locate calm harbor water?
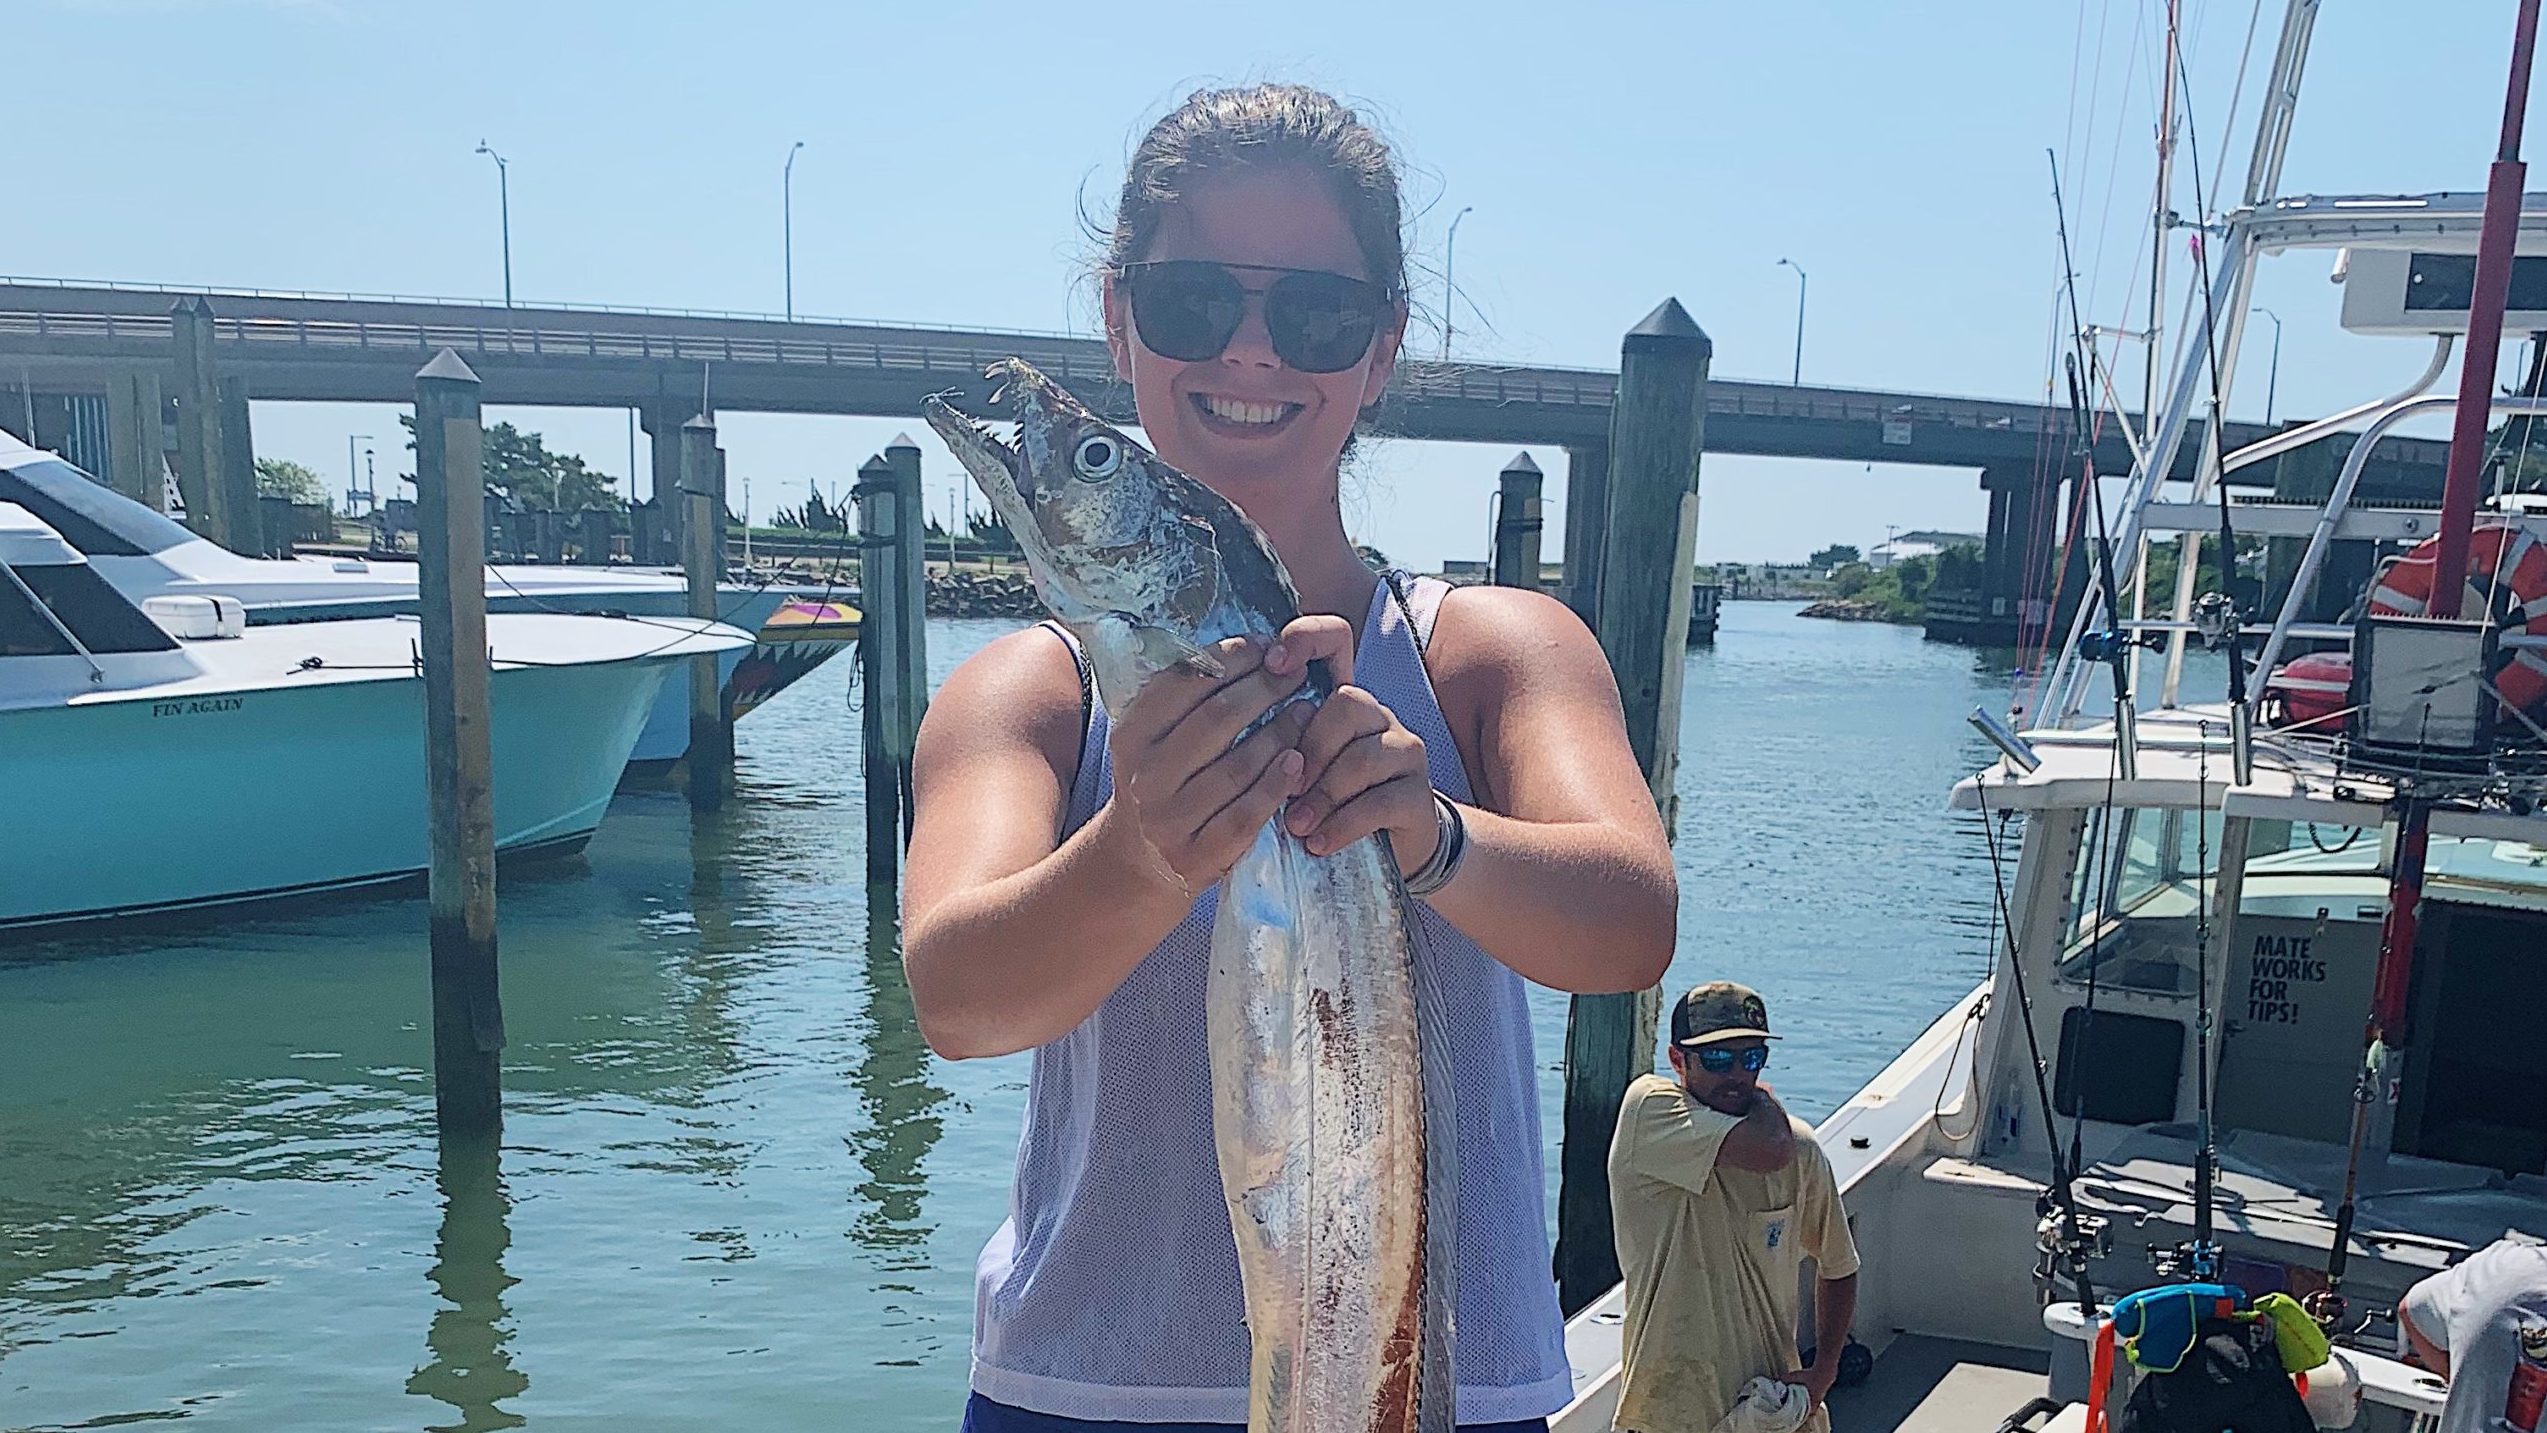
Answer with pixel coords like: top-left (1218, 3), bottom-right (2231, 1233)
top-left (2, 600), bottom-right (2016, 1432)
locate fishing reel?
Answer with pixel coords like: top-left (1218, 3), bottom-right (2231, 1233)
top-left (2148, 1238), bottom-right (2223, 1284)
top-left (2079, 629), bottom-right (2166, 664)
top-left (2033, 1202), bottom-right (2113, 1295)
top-left (2193, 592), bottom-right (2241, 651)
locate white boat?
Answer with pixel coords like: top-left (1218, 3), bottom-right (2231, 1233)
top-left (0, 499), bottom-right (751, 932)
top-left (0, 431), bottom-right (860, 770)
top-left (1557, 8), bottom-right (2547, 1431)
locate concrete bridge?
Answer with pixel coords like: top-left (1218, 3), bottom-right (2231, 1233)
top-left (0, 279), bottom-right (2451, 640)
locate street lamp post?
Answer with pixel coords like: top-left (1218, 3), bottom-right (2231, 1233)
top-left (348, 433), bottom-right (373, 515)
top-left (1776, 257), bottom-right (1808, 385)
top-left (784, 140), bottom-right (806, 321)
top-left (473, 141), bottom-right (512, 308)
top-left (1443, 205), bottom-right (1473, 360)
top-left (2251, 306), bottom-right (2283, 425)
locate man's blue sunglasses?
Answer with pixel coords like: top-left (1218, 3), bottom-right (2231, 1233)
top-left (1694, 1046), bottom-right (1770, 1074)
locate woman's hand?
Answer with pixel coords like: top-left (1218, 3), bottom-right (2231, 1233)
top-left (1105, 635), bottom-right (1314, 892)
top-left (1267, 614), bottom-right (1441, 874)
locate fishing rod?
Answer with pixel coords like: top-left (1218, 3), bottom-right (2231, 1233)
top-left (2166, 28), bottom-right (2267, 1280)
top-left (2316, 0), bottom-right (2545, 1327)
top-left (1970, 773), bottom-right (2104, 1316)
top-left (2051, 149), bottom-right (2144, 782)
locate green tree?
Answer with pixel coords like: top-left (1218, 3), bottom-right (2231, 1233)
top-left (255, 458), bottom-right (328, 504)
top-left (398, 416), bottom-right (625, 511)
top-left (1810, 543), bottom-right (1861, 569)
top-left (1830, 561), bottom-right (1875, 598)
top-left (968, 508), bottom-right (1019, 553)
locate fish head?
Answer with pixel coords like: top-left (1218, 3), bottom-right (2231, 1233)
top-left (925, 360), bottom-right (1301, 701)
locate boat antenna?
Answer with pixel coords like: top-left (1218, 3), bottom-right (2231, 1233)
top-left (2050, 149), bottom-right (2142, 779)
top-left (2314, 0), bottom-right (2545, 1330)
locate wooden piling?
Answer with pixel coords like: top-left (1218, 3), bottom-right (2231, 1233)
top-left (681, 414), bottom-right (731, 809)
top-left (1554, 298), bottom-right (1712, 1317)
top-left (414, 348), bottom-right (504, 1138)
top-left (104, 370), bottom-right (165, 509)
top-left (1561, 442), bottom-right (1611, 624)
top-left (1493, 451), bottom-right (1546, 590)
top-left (219, 376), bottom-right (264, 556)
top-left (883, 433), bottom-right (931, 804)
top-left (854, 454), bottom-right (903, 885)
top-left (169, 297), bottom-right (229, 547)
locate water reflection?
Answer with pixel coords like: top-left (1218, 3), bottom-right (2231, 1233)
top-left (847, 893), bottom-right (950, 1265)
top-left (407, 1130), bottom-right (525, 1432)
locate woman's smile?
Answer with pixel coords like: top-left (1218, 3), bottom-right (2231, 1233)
top-left (1188, 391), bottom-right (1306, 437)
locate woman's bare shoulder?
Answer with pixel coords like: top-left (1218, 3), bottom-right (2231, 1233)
top-left (1425, 583), bottom-right (1608, 688)
top-left (915, 625), bottom-right (1088, 780)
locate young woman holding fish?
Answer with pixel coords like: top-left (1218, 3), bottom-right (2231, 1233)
top-left (904, 84), bottom-right (1677, 1433)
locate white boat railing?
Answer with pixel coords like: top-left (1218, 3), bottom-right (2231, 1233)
top-left (2242, 393), bottom-right (2547, 705)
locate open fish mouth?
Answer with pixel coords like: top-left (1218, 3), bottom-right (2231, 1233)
top-left (920, 366), bottom-right (1028, 499)
top-left (920, 358), bottom-right (1105, 509)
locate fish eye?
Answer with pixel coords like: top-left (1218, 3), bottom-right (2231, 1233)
top-left (1072, 434), bottom-right (1122, 481)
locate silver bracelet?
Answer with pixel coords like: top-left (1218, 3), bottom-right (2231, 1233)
top-left (1402, 790), bottom-right (1467, 897)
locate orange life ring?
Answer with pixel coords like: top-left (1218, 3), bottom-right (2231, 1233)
top-left (2366, 521), bottom-right (2547, 714)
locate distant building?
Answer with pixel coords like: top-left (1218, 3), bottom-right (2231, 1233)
top-left (1868, 529), bottom-right (1983, 568)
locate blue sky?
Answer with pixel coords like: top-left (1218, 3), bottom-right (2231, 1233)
top-left (10, 0), bottom-right (2535, 565)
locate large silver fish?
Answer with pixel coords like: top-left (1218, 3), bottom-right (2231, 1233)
top-left (925, 360), bottom-right (1455, 1433)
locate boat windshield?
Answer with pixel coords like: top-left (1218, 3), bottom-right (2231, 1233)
top-left (2058, 807), bottom-right (2223, 995)
top-left (0, 455), bottom-right (198, 558)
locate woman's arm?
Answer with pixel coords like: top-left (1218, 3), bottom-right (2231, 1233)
top-left (901, 629), bottom-right (1312, 1059)
top-left (1279, 585), bottom-right (1677, 994)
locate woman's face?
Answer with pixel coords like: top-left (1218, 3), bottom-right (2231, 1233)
top-left (1104, 167), bottom-right (1404, 511)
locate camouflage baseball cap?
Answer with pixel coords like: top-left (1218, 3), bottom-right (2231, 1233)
top-left (1670, 980), bottom-right (1777, 1049)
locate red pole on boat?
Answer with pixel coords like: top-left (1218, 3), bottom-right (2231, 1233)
top-left (2427, 0), bottom-right (2541, 616)
top-left (2319, 8), bottom-right (2546, 1325)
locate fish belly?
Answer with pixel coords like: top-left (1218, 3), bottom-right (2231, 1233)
top-left (1209, 820), bottom-right (1429, 1433)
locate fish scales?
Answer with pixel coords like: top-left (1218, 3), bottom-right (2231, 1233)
top-left (924, 360), bottom-right (1452, 1433)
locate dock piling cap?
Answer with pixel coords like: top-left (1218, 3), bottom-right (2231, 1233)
top-left (1624, 298), bottom-right (1711, 357)
top-left (416, 348), bottom-right (481, 385)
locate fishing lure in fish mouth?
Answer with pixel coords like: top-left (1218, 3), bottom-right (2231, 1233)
top-left (925, 360), bottom-right (1459, 1433)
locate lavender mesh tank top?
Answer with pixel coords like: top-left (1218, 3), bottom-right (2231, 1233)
top-left (968, 574), bottom-right (1574, 1424)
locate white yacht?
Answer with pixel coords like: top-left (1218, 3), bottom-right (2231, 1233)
top-left (1557, 8), bottom-right (2547, 1432)
top-left (0, 431), bottom-right (859, 771)
top-left (0, 500), bottom-right (751, 932)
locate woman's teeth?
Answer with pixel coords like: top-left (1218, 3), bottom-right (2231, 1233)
top-left (1197, 395), bottom-right (1296, 427)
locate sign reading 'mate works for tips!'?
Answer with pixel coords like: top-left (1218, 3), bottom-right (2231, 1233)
top-left (2246, 933), bottom-right (2330, 1027)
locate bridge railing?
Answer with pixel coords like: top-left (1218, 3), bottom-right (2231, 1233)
top-left (0, 306), bottom-right (2156, 451)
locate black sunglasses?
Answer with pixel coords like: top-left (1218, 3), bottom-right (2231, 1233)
top-left (1116, 260), bottom-right (1396, 375)
top-left (1695, 1046), bottom-right (1770, 1075)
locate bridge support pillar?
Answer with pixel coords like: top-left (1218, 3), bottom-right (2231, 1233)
top-left (1560, 441), bottom-right (1610, 625)
top-left (639, 399), bottom-right (692, 563)
top-left (105, 370), bottom-right (167, 509)
top-left (1931, 463), bottom-right (2059, 647)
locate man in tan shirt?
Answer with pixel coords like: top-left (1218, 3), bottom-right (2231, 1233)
top-left (1608, 981), bottom-right (1861, 1433)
